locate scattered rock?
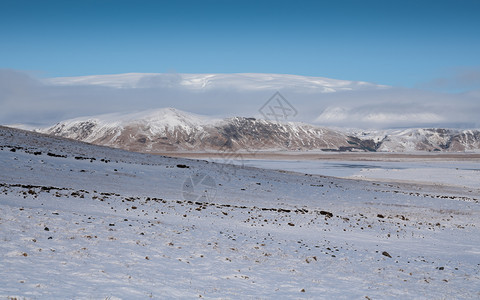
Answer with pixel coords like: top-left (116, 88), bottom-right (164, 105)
top-left (47, 152), bottom-right (67, 158)
top-left (320, 211), bottom-right (333, 218)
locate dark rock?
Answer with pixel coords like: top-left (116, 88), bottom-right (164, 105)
top-left (320, 211), bottom-right (333, 218)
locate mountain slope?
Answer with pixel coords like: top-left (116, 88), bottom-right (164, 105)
top-left (41, 108), bottom-right (219, 152)
top-left (357, 128), bottom-right (480, 152)
top-left (378, 128), bottom-right (480, 152)
top-left (39, 108), bottom-right (480, 153)
top-left (40, 108), bottom-right (368, 152)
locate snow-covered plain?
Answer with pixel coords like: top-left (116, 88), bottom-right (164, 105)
top-left (1, 126), bottom-right (479, 299)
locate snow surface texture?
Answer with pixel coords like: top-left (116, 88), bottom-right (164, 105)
top-left (1, 126), bottom-right (479, 299)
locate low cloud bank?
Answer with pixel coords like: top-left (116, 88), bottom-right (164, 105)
top-left (1, 69), bottom-right (479, 129)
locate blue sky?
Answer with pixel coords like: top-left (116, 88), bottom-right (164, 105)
top-left (1, 0), bottom-right (479, 90)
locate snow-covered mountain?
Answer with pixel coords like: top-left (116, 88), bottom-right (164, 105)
top-left (40, 108), bottom-right (218, 152)
top-left (356, 128), bottom-right (480, 152)
top-left (39, 108), bottom-right (372, 152)
top-left (39, 108), bottom-right (480, 153)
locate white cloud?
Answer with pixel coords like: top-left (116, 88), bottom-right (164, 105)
top-left (417, 66), bottom-right (480, 91)
top-left (0, 69), bottom-right (479, 129)
top-left (315, 106), bottom-right (445, 128)
top-left (314, 107), bottom-right (349, 122)
top-left (364, 112), bottom-right (443, 123)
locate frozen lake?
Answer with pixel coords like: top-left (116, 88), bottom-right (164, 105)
top-left (211, 158), bottom-right (480, 190)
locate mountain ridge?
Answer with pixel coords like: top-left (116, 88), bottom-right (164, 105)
top-left (37, 108), bottom-right (480, 153)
